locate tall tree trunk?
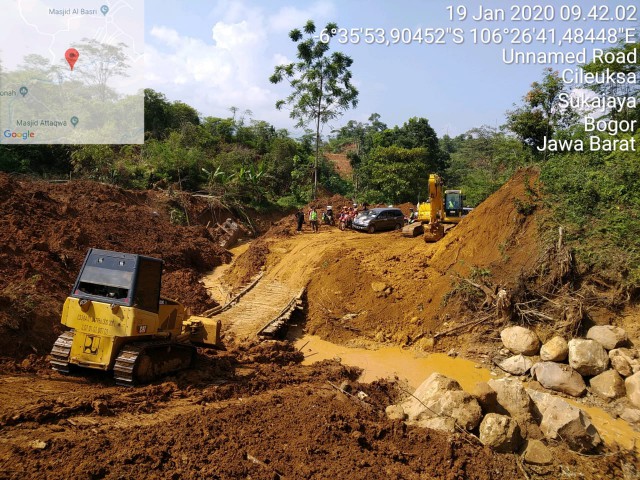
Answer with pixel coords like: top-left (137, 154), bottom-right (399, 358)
top-left (314, 115), bottom-right (320, 199)
top-left (314, 76), bottom-right (323, 200)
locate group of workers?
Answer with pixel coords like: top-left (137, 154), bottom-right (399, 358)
top-left (295, 204), bottom-right (367, 233)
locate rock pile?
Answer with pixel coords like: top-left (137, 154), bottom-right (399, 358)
top-left (498, 325), bottom-right (640, 410)
top-left (385, 323), bottom-right (639, 458)
top-left (385, 371), bottom-right (599, 457)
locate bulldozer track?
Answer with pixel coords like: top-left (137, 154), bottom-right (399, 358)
top-left (113, 340), bottom-right (195, 386)
top-left (49, 330), bottom-right (75, 373)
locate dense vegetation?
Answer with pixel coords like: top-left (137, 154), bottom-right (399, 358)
top-left (1, 34), bottom-right (638, 292)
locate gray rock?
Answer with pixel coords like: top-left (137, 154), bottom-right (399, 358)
top-left (433, 390), bottom-right (483, 430)
top-left (385, 404), bottom-right (406, 420)
top-left (488, 378), bottom-right (537, 437)
top-left (527, 389), bottom-right (602, 453)
top-left (479, 413), bottom-right (522, 453)
top-left (589, 370), bottom-right (626, 401)
top-left (568, 339), bottom-right (609, 377)
top-left (587, 325), bottom-right (628, 350)
top-left (625, 372), bottom-right (640, 409)
top-left (531, 361), bottom-right (587, 397)
top-left (401, 373), bottom-right (482, 430)
top-left (540, 336), bottom-right (568, 362)
top-left (522, 439), bottom-right (553, 466)
top-left (401, 373), bottom-right (461, 421)
top-left (501, 326), bottom-right (541, 355)
top-left (417, 416), bottom-right (456, 433)
top-left (620, 408), bottom-right (640, 425)
top-left (499, 354), bottom-right (533, 376)
top-left (609, 348), bottom-right (640, 377)
top-left (473, 381), bottom-right (500, 414)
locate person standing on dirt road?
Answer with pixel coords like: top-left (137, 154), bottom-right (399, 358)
top-left (295, 209), bottom-right (305, 233)
top-left (310, 208), bottom-right (319, 233)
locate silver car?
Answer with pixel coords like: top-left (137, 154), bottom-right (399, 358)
top-left (352, 207), bottom-right (404, 233)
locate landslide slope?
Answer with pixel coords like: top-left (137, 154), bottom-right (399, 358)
top-left (0, 174), bottom-right (229, 361)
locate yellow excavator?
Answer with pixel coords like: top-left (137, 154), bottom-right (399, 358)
top-left (50, 248), bottom-right (222, 385)
top-left (402, 174), bottom-right (468, 242)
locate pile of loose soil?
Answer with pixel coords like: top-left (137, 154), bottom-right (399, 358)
top-left (0, 174), bottom-right (231, 361)
top-left (303, 168), bottom-right (544, 355)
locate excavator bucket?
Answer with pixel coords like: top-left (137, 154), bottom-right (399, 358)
top-left (424, 223), bottom-right (444, 243)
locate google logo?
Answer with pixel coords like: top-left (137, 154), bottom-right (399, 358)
top-left (3, 130), bottom-right (35, 140)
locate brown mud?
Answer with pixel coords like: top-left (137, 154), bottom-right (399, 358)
top-left (0, 170), bottom-right (638, 479)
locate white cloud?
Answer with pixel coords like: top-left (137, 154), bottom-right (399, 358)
top-left (149, 26), bottom-right (182, 48)
top-left (144, 1), bottom-right (336, 130)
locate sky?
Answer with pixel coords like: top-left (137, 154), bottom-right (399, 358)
top-left (144, 0), bottom-right (637, 137)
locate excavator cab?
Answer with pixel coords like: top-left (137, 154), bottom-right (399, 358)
top-left (444, 190), bottom-right (464, 223)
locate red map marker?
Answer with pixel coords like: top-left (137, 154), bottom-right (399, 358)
top-left (65, 48), bottom-right (79, 71)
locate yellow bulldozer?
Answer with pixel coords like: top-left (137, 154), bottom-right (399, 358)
top-left (402, 174), bottom-right (469, 242)
top-left (50, 248), bottom-right (222, 385)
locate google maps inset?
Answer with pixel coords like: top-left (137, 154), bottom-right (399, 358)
top-left (0, 0), bottom-right (145, 144)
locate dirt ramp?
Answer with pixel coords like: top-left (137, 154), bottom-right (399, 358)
top-left (0, 174), bottom-right (229, 362)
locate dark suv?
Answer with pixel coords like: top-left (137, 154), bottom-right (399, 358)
top-left (352, 207), bottom-right (404, 233)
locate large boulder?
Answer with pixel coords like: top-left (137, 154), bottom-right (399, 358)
top-left (401, 373), bottom-right (461, 421)
top-left (433, 390), bottom-right (483, 430)
top-left (417, 416), bottom-right (456, 433)
top-left (488, 378), bottom-right (538, 437)
top-left (540, 336), bottom-right (568, 362)
top-left (498, 354), bottom-right (533, 376)
top-left (479, 414), bottom-right (522, 453)
top-left (589, 370), bottom-right (626, 401)
top-left (620, 408), bottom-right (640, 425)
top-left (625, 372), bottom-right (640, 409)
top-left (473, 382), bottom-right (500, 414)
top-left (609, 348), bottom-right (640, 377)
top-left (531, 361), bottom-right (587, 397)
top-left (401, 373), bottom-right (483, 430)
top-left (586, 325), bottom-right (628, 350)
top-left (527, 389), bottom-right (602, 453)
top-left (501, 326), bottom-right (541, 355)
top-left (568, 339), bottom-right (609, 377)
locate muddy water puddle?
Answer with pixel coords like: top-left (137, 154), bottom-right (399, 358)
top-left (294, 335), bottom-right (640, 450)
top-left (295, 335), bottom-right (492, 392)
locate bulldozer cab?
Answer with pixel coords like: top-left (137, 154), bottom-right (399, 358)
top-left (72, 249), bottom-right (163, 313)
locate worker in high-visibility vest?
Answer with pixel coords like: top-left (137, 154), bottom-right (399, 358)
top-left (309, 208), bottom-right (319, 233)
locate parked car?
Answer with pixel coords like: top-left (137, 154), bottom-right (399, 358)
top-left (352, 207), bottom-right (404, 233)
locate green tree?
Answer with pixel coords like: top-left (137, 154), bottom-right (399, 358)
top-left (360, 146), bottom-right (435, 204)
top-left (581, 40), bottom-right (639, 123)
top-left (270, 20), bottom-right (358, 198)
top-left (74, 38), bottom-right (130, 101)
top-left (446, 126), bottom-right (528, 205)
top-left (505, 68), bottom-right (572, 156)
